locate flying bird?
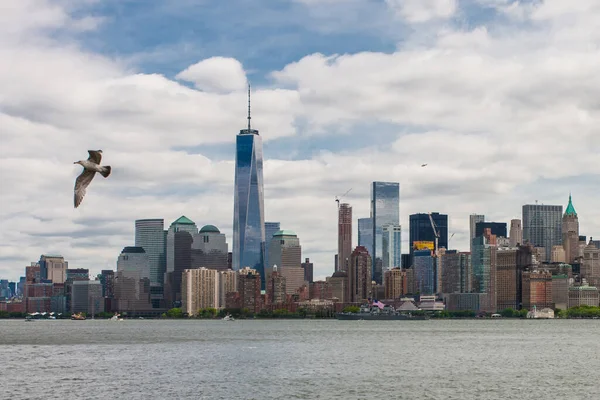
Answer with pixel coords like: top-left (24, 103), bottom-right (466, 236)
top-left (421, 164), bottom-right (428, 167)
top-left (73, 150), bottom-right (111, 208)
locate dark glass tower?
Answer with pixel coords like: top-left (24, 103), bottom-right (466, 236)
top-left (409, 213), bottom-right (448, 254)
top-left (233, 85), bottom-right (266, 288)
top-left (370, 182), bottom-right (400, 284)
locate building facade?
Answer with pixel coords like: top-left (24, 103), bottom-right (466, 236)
top-left (522, 204), bottom-right (563, 262)
top-left (192, 225), bottom-right (229, 271)
top-left (382, 224), bottom-right (402, 274)
top-left (522, 270), bottom-right (553, 310)
top-left (337, 203), bottom-right (353, 272)
top-left (371, 182), bottom-right (400, 284)
top-left (562, 194), bottom-right (579, 264)
top-left (509, 219), bottom-right (523, 247)
top-left (358, 217), bottom-right (374, 259)
top-left (181, 268), bottom-right (219, 315)
top-left (348, 246), bottom-right (372, 303)
top-left (413, 250), bottom-right (435, 295)
top-left (264, 222), bottom-right (281, 273)
top-left (135, 219), bottom-right (166, 287)
top-left (232, 106), bottom-right (266, 287)
top-left (409, 213), bottom-right (449, 254)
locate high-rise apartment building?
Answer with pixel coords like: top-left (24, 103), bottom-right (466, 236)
top-left (384, 268), bottom-right (406, 299)
top-left (370, 182), bottom-right (400, 284)
top-left (219, 270), bottom-right (237, 308)
top-left (266, 266), bottom-right (287, 305)
top-left (509, 219), bottom-right (523, 247)
top-left (181, 268), bottom-right (219, 315)
top-left (496, 248), bottom-right (518, 311)
top-left (348, 246), bottom-right (372, 303)
top-left (301, 258), bottom-right (314, 283)
top-left (337, 203), bottom-right (352, 272)
top-left (472, 229), bottom-right (497, 313)
top-left (233, 88), bottom-right (266, 288)
top-left (358, 217), bottom-right (374, 259)
top-left (522, 203), bottom-right (563, 262)
top-left (562, 194), bottom-right (579, 264)
top-left (237, 267), bottom-right (262, 313)
top-left (382, 224), bottom-right (402, 274)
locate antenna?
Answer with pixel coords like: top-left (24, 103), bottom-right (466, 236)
top-left (247, 83), bottom-right (251, 131)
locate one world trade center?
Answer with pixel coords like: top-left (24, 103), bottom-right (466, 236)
top-left (233, 85), bottom-right (266, 288)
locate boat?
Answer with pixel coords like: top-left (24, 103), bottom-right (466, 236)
top-left (336, 312), bottom-right (429, 321)
top-left (71, 312), bottom-right (86, 320)
top-left (222, 314), bottom-right (235, 321)
top-left (110, 313), bottom-right (124, 321)
top-left (336, 303), bottom-right (429, 321)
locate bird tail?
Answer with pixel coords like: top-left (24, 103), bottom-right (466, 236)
top-left (100, 166), bottom-right (111, 178)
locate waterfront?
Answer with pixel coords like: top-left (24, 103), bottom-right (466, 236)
top-left (1, 320), bottom-right (599, 400)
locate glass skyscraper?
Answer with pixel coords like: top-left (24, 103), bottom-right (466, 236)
top-left (233, 90), bottom-right (266, 288)
top-left (522, 204), bottom-right (563, 262)
top-left (409, 212), bottom-right (448, 253)
top-left (358, 217), bottom-right (373, 258)
top-left (264, 222), bottom-right (280, 275)
top-left (382, 224), bottom-right (402, 273)
top-left (370, 182), bottom-right (400, 283)
top-left (135, 219), bottom-right (166, 286)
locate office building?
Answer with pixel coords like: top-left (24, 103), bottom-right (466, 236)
top-left (382, 224), bottom-right (402, 274)
top-left (475, 222), bottom-right (507, 239)
top-left (358, 217), bottom-right (374, 259)
top-left (470, 214), bottom-right (485, 252)
top-left (39, 255), bottom-right (68, 283)
top-left (409, 213), bottom-right (448, 253)
top-left (135, 219), bottom-right (166, 286)
top-left (472, 229), bottom-right (497, 313)
top-left (371, 182), bottom-right (400, 284)
top-left (233, 88), bottom-right (266, 287)
top-left (384, 268), bottom-right (406, 299)
top-left (522, 203), bottom-right (562, 262)
top-left (413, 249), bottom-right (435, 295)
top-left (264, 222), bottom-right (280, 273)
top-left (496, 248), bottom-right (518, 311)
top-left (302, 258), bottom-right (314, 283)
top-left (192, 225), bottom-right (229, 271)
top-left (71, 280), bottom-right (104, 315)
top-left (115, 246), bottom-right (152, 312)
top-left (509, 219), bottom-right (523, 247)
top-left (522, 270), bottom-right (553, 310)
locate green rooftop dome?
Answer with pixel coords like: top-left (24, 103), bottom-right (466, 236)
top-left (273, 229), bottom-right (297, 237)
top-left (199, 224), bottom-right (220, 234)
top-left (564, 194), bottom-right (577, 216)
top-left (173, 215), bottom-right (195, 225)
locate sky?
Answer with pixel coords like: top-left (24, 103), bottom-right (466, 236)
top-left (0, 0), bottom-right (599, 282)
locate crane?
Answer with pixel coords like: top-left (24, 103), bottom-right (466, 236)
top-left (335, 188), bottom-right (352, 208)
top-left (428, 213), bottom-right (440, 257)
top-left (448, 232), bottom-right (455, 249)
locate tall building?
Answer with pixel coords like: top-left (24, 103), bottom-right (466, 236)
top-left (382, 224), bottom-right (402, 274)
top-left (264, 222), bottom-right (280, 273)
top-left (496, 248), bottom-right (518, 311)
top-left (233, 87), bottom-right (266, 288)
top-left (413, 249), bottom-right (435, 295)
top-left (522, 203), bottom-right (563, 262)
top-left (192, 225), bottom-right (229, 271)
top-left (337, 203), bottom-right (353, 272)
top-left (581, 240), bottom-right (600, 287)
top-left (71, 281), bottom-right (104, 315)
top-left (348, 246), bottom-right (372, 303)
top-left (522, 270), bottom-right (553, 310)
top-left (440, 250), bottom-right (461, 294)
top-left (219, 270), bottom-right (237, 308)
top-left (165, 216), bottom-right (197, 307)
top-left (371, 182), bottom-right (400, 284)
top-left (301, 258), bottom-right (314, 283)
top-left (562, 194), bottom-right (579, 264)
top-left (267, 230), bottom-right (305, 294)
top-left (358, 217), bottom-right (374, 258)
top-left (181, 268), bottom-right (219, 315)
top-left (472, 229), bottom-right (497, 313)
top-left (237, 267), bottom-right (262, 313)
top-left (384, 268), bottom-right (406, 299)
top-left (115, 246), bottom-right (152, 312)
top-left (470, 214), bottom-right (485, 252)
top-left (135, 219), bottom-right (166, 287)
top-left (410, 213), bottom-right (448, 253)
top-left (266, 266), bottom-right (287, 306)
top-left (39, 255), bottom-right (68, 282)
top-left (509, 219), bottom-right (523, 246)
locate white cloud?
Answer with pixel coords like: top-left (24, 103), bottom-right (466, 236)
top-left (386, 0), bottom-right (457, 23)
top-left (175, 57), bottom-right (248, 93)
top-left (0, 0), bottom-right (599, 283)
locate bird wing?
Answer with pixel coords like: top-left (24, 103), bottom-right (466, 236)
top-left (74, 169), bottom-right (96, 208)
top-left (87, 150), bottom-right (102, 164)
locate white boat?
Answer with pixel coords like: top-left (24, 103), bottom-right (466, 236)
top-left (222, 314), bottom-right (235, 321)
top-left (110, 313), bottom-right (124, 321)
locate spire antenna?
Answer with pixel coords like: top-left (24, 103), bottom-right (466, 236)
top-left (247, 83), bottom-right (251, 131)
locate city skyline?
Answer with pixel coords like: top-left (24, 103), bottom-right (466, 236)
top-left (1, 1), bottom-right (599, 282)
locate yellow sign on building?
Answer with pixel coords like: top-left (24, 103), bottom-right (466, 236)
top-left (413, 241), bottom-right (435, 251)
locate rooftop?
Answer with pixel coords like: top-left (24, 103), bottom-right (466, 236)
top-left (172, 215), bottom-right (195, 225)
top-left (273, 229), bottom-right (297, 237)
top-left (121, 246), bottom-right (146, 254)
top-left (564, 193), bottom-right (577, 216)
top-left (199, 224), bottom-right (220, 234)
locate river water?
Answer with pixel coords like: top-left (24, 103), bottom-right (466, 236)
top-left (1, 319), bottom-right (599, 399)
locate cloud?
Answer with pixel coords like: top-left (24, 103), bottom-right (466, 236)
top-left (0, 0), bottom-right (599, 284)
top-left (386, 0), bottom-right (458, 23)
top-left (175, 56), bottom-right (248, 93)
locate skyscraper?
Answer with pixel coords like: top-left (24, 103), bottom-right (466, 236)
top-left (233, 86), bottom-right (266, 288)
top-left (509, 219), bottom-right (523, 247)
top-left (337, 203), bottom-right (352, 272)
top-left (135, 219), bottom-right (166, 287)
top-left (562, 194), bottom-right (579, 264)
top-left (469, 214), bottom-right (485, 253)
top-left (358, 218), bottom-right (373, 258)
top-left (409, 213), bottom-right (448, 253)
top-left (264, 222), bottom-right (280, 273)
top-left (348, 246), bottom-right (372, 303)
top-left (475, 222), bottom-right (507, 239)
top-left (191, 225), bottom-right (228, 271)
top-left (382, 224), bottom-right (402, 273)
top-left (522, 203), bottom-right (563, 262)
top-left (370, 182), bottom-right (400, 284)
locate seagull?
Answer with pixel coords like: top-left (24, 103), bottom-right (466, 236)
top-left (73, 150), bottom-right (111, 208)
top-left (421, 164), bottom-right (428, 167)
